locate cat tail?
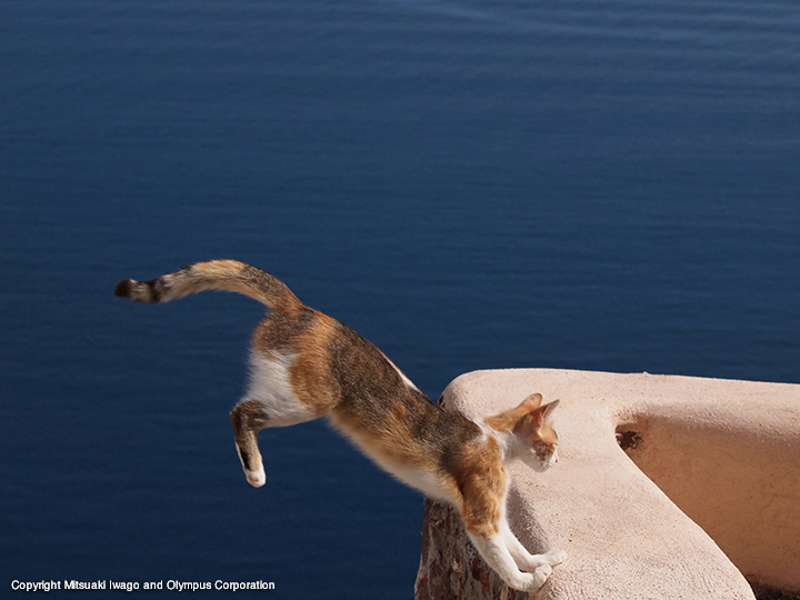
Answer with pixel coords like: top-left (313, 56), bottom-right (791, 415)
top-left (114, 260), bottom-right (303, 310)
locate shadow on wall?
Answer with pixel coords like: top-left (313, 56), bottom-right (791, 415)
top-left (615, 418), bottom-right (800, 600)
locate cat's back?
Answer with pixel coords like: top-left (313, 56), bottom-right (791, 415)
top-left (320, 318), bottom-right (479, 441)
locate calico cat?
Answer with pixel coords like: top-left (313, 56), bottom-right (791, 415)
top-left (114, 260), bottom-right (566, 592)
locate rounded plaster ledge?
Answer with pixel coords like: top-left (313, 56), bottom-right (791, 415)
top-left (415, 369), bottom-right (800, 600)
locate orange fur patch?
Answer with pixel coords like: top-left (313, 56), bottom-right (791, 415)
top-left (455, 436), bottom-right (508, 538)
top-left (250, 308), bottom-right (342, 416)
top-left (286, 311), bottom-right (340, 416)
top-left (329, 389), bottom-right (430, 469)
top-left (194, 259), bottom-right (245, 279)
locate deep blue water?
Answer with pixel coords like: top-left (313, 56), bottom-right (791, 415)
top-left (1, 0), bottom-right (798, 598)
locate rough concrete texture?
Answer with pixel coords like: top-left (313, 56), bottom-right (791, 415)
top-left (415, 369), bottom-right (800, 600)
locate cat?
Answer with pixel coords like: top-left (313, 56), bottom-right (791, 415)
top-left (114, 259), bottom-right (566, 592)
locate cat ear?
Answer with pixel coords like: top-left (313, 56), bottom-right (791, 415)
top-left (485, 393), bottom-right (543, 432)
top-left (541, 399), bottom-right (560, 422)
top-left (521, 392), bottom-right (544, 410)
top-left (531, 399), bottom-right (560, 430)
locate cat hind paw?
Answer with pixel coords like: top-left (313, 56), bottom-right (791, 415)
top-left (245, 468), bottom-right (266, 488)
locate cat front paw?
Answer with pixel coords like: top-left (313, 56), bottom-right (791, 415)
top-left (545, 549), bottom-right (567, 566)
top-left (521, 563), bottom-right (552, 592)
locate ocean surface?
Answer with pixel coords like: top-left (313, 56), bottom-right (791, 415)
top-left (1, 0), bottom-right (798, 598)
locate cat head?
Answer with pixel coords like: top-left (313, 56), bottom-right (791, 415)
top-left (485, 393), bottom-right (561, 472)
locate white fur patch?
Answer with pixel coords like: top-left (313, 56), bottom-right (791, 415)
top-left (379, 351), bottom-right (421, 392)
top-left (378, 458), bottom-right (455, 502)
top-left (244, 468), bottom-right (266, 488)
top-left (547, 448), bottom-right (559, 469)
top-left (328, 417), bottom-right (457, 503)
top-left (246, 351), bottom-right (315, 426)
top-left (528, 447), bottom-right (558, 472)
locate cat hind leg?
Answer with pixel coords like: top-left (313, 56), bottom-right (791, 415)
top-left (231, 399), bottom-right (270, 487)
top-left (230, 395), bottom-right (323, 488)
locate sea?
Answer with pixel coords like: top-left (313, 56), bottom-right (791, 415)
top-left (1, 0), bottom-right (798, 598)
